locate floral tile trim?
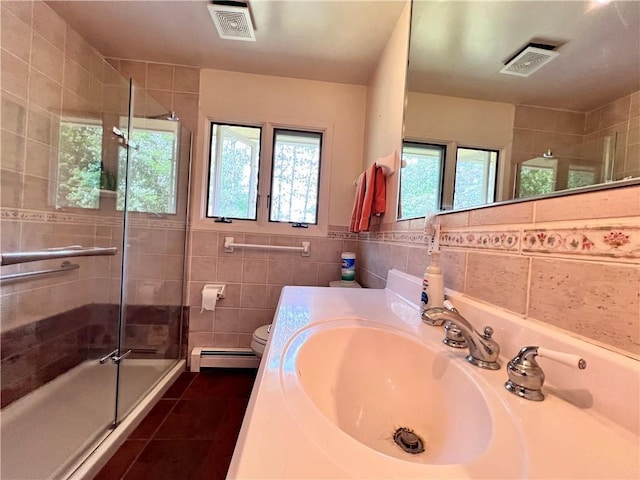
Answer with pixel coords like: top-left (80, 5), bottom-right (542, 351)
top-left (522, 226), bottom-right (640, 259)
top-left (440, 230), bottom-right (520, 251)
top-left (356, 231), bottom-right (427, 244)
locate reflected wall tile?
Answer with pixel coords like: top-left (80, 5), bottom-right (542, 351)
top-left (25, 139), bottom-right (53, 177)
top-left (191, 231), bottom-right (218, 257)
top-left (514, 105), bottom-right (556, 131)
top-left (1, 169), bottom-right (22, 207)
top-left (22, 174), bottom-right (51, 210)
top-left (267, 260), bottom-right (293, 285)
top-left (2, 130), bottom-right (25, 173)
top-left (1, 1), bottom-right (33, 26)
top-left (2, 8), bottom-right (32, 62)
top-left (438, 211), bottom-right (469, 228)
top-left (2, 50), bottom-right (30, 99)
top-left (29, 69), bottom-right (62, 114)
top-left (602, 95), bottom-right (631, 128)
top-left (32, 1), bottom-right (65, 51)
top-left (2, 92), bottom-right (27, 136)
top-left (147, 63), bottom-right (173, 91)
top-left (242, 234), bottom-right (269, 259)
top-left (317, 238), bottom-right (343, 263)
top-left (529, 258), bottom-right (640, 354)
top-left (31, 32), bottom-right (64, 83)
top-left (64, 28), bottom-right (94, 74)
top-left (172, 92), bottom-right (198, 119)
top-left (554, 110), bottom-right (585, 135)
top-left (216, 283), bottom-right (241, 308)
top-left (406, 245), bottom-right (430, 278)
top-left (63, 59), bottom-right (91, 101)
top-left (26, 107), bottom-right (56, 145)
top-left (118, 60), bottom-right (147, 88)
top-left (189, 310), bottom-right (214, 333)
top-left (173, 66), bottom-right (200, 93)
top-left (0, 293), bottom-right (19, 331)
top-left (318, 262), bottom-right (339, 287)
top-left (188, 332), bottom-right (213, 350)
top-left (266, 285), bottom-right (283, 308)
top-left (465, 252), bottom-right (529, 314)
top-left (147, 89), bottom-right (173, 112)
top-left (213, 333), bottom-right (238, 348)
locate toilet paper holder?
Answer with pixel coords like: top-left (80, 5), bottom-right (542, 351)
top-left (203, 284), bottom-right (226, 299)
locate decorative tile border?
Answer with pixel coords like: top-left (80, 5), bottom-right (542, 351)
top-left (356, 231), bottom-right (427, 244)
top-left (440, 230), bottom-right (521, 252)
top-left (1, 208), bottom-right (185, 230)
top-left (522, 226), bottom-right (640, 260)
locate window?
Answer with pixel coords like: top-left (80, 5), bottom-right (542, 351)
top-left (206, 122), bottom-right (324, 228)
top-left (398, 142), bottom-right (445, 219)
top-left (269, 129), bottom-right (322, 224)
top-left (453, 147), bottom-right (498, 209)
top-left (516, 157), bottom-right (557, 199)
top-left (56, 119), bottom-right (103, 209)
top-left (207, 124), bottom-right (261, 220)
top-left (117, 118), bottom-right (180, 214)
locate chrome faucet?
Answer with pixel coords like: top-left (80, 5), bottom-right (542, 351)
top-left (422, 307), bottom-right (501, 370)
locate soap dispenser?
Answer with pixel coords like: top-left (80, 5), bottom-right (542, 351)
top-left (421, 224), bottom-right (444, 310)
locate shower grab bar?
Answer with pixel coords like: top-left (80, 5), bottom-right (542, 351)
top-left (224, 236), bottom-right (310, 256)
top-left (1, 246), bottom-right (117, 266)
top-left (0, 261), bottom-right (79, 282)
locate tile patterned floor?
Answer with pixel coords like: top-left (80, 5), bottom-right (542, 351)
top-left (95, 368), bottom-right (257, 480)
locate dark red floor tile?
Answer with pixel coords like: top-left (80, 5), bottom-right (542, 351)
top-left (128, 399), bottom-right (176, 439)
top-left (182, 368), bottom-right (256, 400)
top-left (153, 398), bottom-right (229, 439)
top-left (123, 439), bottom-right (213, 480)
top-left (161, 371), bottom-right (196, 399)
top-left (94, 440), bottom-right (147, 480)
top-left (212, 398), bottom-right (250, 458)
top-left (195, 451), bottom-right (233, 480)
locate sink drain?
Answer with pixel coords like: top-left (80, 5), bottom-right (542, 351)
top-left (393, 427), bottom-right (425, 454)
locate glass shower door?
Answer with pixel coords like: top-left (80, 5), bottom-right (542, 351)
top-left (112, 84), bottom-right (188, 424)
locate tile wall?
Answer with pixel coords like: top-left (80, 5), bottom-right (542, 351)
top-left (512, 90), bottom-right (639, 187)
top-left (186, 229), bottom-right (358, 353)
top-left (357, 185), bottom-right (640, 356)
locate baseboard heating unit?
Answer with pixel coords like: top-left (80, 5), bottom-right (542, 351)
top-left (190, 347), bottom-right (260, 371)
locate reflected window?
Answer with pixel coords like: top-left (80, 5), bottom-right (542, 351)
top-left (453, 147), bottom-right (498, 209)
top-left (56, 119), bottom-right (103, 209)
top-left (270, 129), bottom-right (322, 225)
top-left (206, 123), bottom-right (261, 220)
top-left (568, 166), bottom-right (596, 189)
top-left (398, 142), bottom-right (445, 219)
top-left (117, 118), bottom-right (180, 214)
top-left (517, 157), bottom-right (557, 199)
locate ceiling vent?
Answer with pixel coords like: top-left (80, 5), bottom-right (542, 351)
top-left (208, 2), bottom-right (255, 42)
top-left (500, 43), bottom-right (559, 77)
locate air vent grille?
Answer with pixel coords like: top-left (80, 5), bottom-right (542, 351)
top-left (500, 46), bottom-right (559, 77)
top-left (207, 4), bottom-right (255, 41)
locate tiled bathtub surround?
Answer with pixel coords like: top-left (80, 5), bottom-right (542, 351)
top-left (186, 229), bottom-right (358, 352)
top-left (0, 303), bottom-right (184, 408)
top-left (357, 185), bottom-right (640, 356)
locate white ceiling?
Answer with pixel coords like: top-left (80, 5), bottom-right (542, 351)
top-left (408, 0), bottom-right (640, 112)
top-left (47, 0), bottom-right (406, 85)
top-left (48, 0), bottom-right (639, 112)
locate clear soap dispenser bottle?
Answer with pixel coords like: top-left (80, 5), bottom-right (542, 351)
top-left (421, 224), bottom-right (444, 310)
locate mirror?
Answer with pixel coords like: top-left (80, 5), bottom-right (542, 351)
top-left (402, 0), bottom-right (639, 217)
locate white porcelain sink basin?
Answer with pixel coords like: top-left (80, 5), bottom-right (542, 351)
top-left (293, 322), bottom-right (490, 464)
top-left (280, 318), bottom-right (524, 477)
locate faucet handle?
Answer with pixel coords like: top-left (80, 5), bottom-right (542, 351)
top-left (505, 346), bottom-right (587, 401)
top-left (482, 326), bottom-right (494, 339)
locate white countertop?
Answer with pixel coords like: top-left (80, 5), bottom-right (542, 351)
top-left (227, 270), bottom-right (639, 479)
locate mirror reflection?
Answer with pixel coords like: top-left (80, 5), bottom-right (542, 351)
top-left (400, 0), bottom-right (639, 218)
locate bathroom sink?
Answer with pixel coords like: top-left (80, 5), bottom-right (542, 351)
top-left (280, 318), bottom-right (521, 471)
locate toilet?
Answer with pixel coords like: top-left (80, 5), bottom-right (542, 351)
top-left (250, 324), bottom-right (270, 358)
top-left (250, 280), bottom-right (362, 358)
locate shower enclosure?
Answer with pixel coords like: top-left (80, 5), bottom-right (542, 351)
top-left (0, 53), bottom-right (191, 478)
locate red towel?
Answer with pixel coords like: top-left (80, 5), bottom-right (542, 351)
top-left (350, 163), bottom-right (386, 232)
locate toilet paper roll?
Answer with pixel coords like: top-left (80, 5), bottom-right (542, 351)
top-left (201, 286), bottom-right (220, 313)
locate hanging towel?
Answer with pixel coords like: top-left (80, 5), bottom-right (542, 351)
top-left (350, 163), bottom-right (387, 233)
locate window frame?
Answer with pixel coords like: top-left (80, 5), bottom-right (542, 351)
top-left (451, 146), bottom-right (500, 210)
top-left (397, 140), bottom-right (446, 220)
top-left (268, 128), bottom-right (323, 226)
top-left (205, 122), bottom-right (263, 221)
top-left (201, 118), bottom-right (332, 236)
